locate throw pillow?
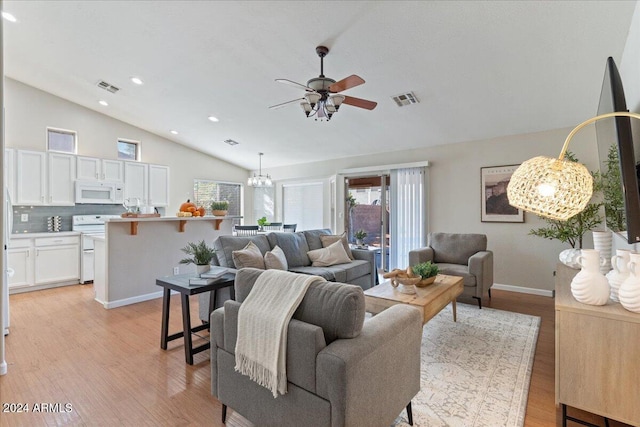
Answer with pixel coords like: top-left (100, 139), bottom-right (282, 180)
top-left (319, 232), bottom-right (354, 260)
top-left (307, 240), bottom-right (352, 267)
top-left (232, 241), bottom-right (265, 269)
top-left (264, 245), bottom-right (288, 270)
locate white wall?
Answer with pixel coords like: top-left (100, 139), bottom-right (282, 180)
top-left (3, 78), bottom-right (251, 216)
top-left (262, 127), bottom-right (599, 292)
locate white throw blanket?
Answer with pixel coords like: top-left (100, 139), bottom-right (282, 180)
top-left (234, 270), bottom-right (323, 397)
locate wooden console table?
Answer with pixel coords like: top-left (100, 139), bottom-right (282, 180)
top-left (555, 263), bottom-right (640, 426)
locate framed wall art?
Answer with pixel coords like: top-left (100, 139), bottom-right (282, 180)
top-left (481, 165), bottom-right (524, 223)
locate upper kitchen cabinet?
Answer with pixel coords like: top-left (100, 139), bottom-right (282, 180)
top-left (16, 150), bottom-right (46, 205)
top-left (148, 164), bottom-right (169, 207)
top-left (77, 156), bottom-right (124, 182)
top-left (123, 162), bottom-right (170, 208)
top-left (48, 153), bottom-right (76, 205)
top-left (15, 150), bottom-right (75, 206)
top-left (123, 161), bottom-right (148, 205)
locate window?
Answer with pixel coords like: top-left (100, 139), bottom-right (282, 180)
top-left (118, 139), bottom-right (140, 161)
top-left (253, 186), bottom-right (275, 223)
top-left (283, 182), bottom-right (324, 231)
top-left (194, 180), bottom-right (242, 222)
top-left (47, 127), bottom-right (77, 153)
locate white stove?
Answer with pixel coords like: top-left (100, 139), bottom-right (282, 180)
top-left (72, 214), bottom-right (121, 283)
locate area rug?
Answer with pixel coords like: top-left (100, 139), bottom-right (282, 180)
top-left (393, 303), bottom-right (540, 427)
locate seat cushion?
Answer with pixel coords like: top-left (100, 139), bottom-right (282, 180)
top-left (235, 268), bottom-right (365, 343)
top-left (289, 266), bottom-right (336, 282)
top-left (214, 235), bottom-right (271, 268)
top-left (267, 232), bottom-right (311, 268)
top-left (429, 232), bottom-right (487, 265)
top-left (436, 263), bottom-right (477, 287)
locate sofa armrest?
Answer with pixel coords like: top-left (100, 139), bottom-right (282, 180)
top-left (351, 248), bottom-right (376, 288)
top-left (409, 247), bottom-right (434, 265)
top-left (469, 250), bottom-right (493, 298)
top-left (316, 305), bottom-right (422, 427)
top-left (210, 306), bottom-right (226, 398)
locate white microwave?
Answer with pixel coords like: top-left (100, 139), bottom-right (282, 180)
top-left (75, 181), bottom-right (124, 204)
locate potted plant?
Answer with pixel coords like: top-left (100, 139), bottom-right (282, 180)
top-left (211, 200), bottom-right (229, 216)
top-left (354, 229), bottom-right (367, 246)
top-left (179, 240), bottom-right (215, 275)
top-left (257, 216), bottom-right (268, 231)
top-left (412, 261), bottom-right (439, 287)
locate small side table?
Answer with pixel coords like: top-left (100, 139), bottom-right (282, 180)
top-left (156, 272), bottom-right (236, 364)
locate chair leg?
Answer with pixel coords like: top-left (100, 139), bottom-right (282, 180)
top-left (406, 402), bottom-right (413, 426)
top-left (222, 404), bottom-right (227, 424)
top-left (473, 296), bottom-right (482, 309)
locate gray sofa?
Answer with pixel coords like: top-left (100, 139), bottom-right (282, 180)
top-left (409, 232), bottom-right (493, 308)
top-left (210, 268), bottom-right (422, 427)
top-left (198, 229), bottom-right (376, 322)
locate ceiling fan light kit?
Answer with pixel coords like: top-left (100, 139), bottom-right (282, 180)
top-left (271, 46), bottom-right (377, 121)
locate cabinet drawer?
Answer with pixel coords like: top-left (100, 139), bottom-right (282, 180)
top-left (9, 239), bottom-right (31, 249)
top-left (35, 236), bottom-right (80, 247)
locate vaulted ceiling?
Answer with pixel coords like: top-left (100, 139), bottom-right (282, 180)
top-left (3, 1), bottom-right (637, 171)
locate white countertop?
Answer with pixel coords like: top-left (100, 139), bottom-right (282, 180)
top-left (107, 215), bottom-right (242, 223)
top-left (11, 231), bottom-right (80, 239)
top-left (88, 234), bottom-right (105, 242)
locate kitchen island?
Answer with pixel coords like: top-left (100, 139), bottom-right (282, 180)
top-left (99, 216), bottom-right (240, 308)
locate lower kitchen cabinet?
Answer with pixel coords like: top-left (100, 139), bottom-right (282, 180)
top-left (8, 234), bottom-right (81, 293)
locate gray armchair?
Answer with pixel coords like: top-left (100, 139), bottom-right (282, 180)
top-left (409, 232), bottom-right (493, 308)
top-left (210, 268), bottom-right (423, 427)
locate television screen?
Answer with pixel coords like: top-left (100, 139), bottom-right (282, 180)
top-left (595, 57), bottom-right (640, 243)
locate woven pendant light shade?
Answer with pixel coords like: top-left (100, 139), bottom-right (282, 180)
top-left (507, 156), bottom-right (593, 221)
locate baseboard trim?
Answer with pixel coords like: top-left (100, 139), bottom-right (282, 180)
top-left (104, 291), bottom-right (164, 309)
top-left (491, 283), bottom-right (554, 298)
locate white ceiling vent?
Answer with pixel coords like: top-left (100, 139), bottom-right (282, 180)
top-left (97, 80), bottom-right (120, 93)
top-left (391, 92), bottom-right (419, 107)
top-left (224, 139), bottom-right (239, 146)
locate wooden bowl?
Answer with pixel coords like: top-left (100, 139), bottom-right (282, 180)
top-left (391, 276), bottom-right (422, 287)
top-left (415, 276), bottom-right (437, 287)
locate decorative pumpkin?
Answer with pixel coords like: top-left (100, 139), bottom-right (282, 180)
top-left (186, 206), bottom-right (197, 213)
top-left (180, 199), bottom-right (196, 212)
top-left (197, 206), bottom-right (206, 216)
top-left (193, 211), bottom-right (201, 217)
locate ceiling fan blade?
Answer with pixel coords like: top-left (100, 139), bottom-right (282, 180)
top-left (329, 75), bottom-right (365, 93)
top-left (275, 79), bottom-right (315, 92)
top-left (343, 95), bottom-right (377, 110)
top-left (268, 98), bottom-right (304, 110)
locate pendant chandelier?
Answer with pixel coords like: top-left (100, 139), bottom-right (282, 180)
top-left (247, 152), bottom-right (273, 187)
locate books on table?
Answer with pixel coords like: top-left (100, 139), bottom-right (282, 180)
top-left (188, 266), bottom-right (233, 285)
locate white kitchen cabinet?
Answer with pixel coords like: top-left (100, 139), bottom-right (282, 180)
top-left (48, 152), bottom-right (76, 205)
top-left (124, 161), bottom-right (148, 204)
top-left (148, 164), bottom-right (170, 207)
top-left (7, 240), bottom-right (33, 290)
top-left (8, 234), bottom-right (80, 292)
top-left (77, 156), bottom-right (124, 182)
top-left (16, 150), bottom-right (47, 205)
top-left (5, 148), bottom-right (15, 202)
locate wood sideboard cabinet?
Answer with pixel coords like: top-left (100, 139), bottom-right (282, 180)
top-left (555, 263), bottom-right (640, 425)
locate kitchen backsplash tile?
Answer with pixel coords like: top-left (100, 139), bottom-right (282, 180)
top-left (11, 205), bottom-right (165, 234)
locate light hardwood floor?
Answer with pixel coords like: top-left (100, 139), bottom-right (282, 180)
top-left (0, 285), bottom-right (630, 426)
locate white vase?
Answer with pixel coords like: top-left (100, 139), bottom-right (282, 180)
top-left (571, 249), bottom-right (610, 306)
top-left (196, 264), bottom-right (210, 276)
top-left (559, 248), bottom-right (582, 269)
top-left (606, 249), bottom-right (631, 302)
top-left (619, 253), bottom-right (640, 313)
top-left (592, 230), bottom-right (613, 274)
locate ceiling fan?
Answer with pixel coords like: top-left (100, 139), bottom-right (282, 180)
top-left (269, 46), bottom-right (377, 121)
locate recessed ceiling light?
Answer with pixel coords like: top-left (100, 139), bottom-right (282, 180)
top-left (170, 130), bottom-right (179, 135)
top-left (130, 76), bottom-right (144, 85)
top-left (2, 12), bottom-right (17, 22)
top-left (98, 100), bottom-right (109, 106)
top-left (208, 116), bottom-right (219, 122)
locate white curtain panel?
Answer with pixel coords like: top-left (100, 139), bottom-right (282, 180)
top-left (390, 167), bottom-right (426, 270)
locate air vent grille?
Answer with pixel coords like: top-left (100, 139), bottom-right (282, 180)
top-left (224, 139), bottom-right (239, 146)
top-left (391, 91), bottom-right (419, 107)
top-left (97, 80), bottom-right (120, 93)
